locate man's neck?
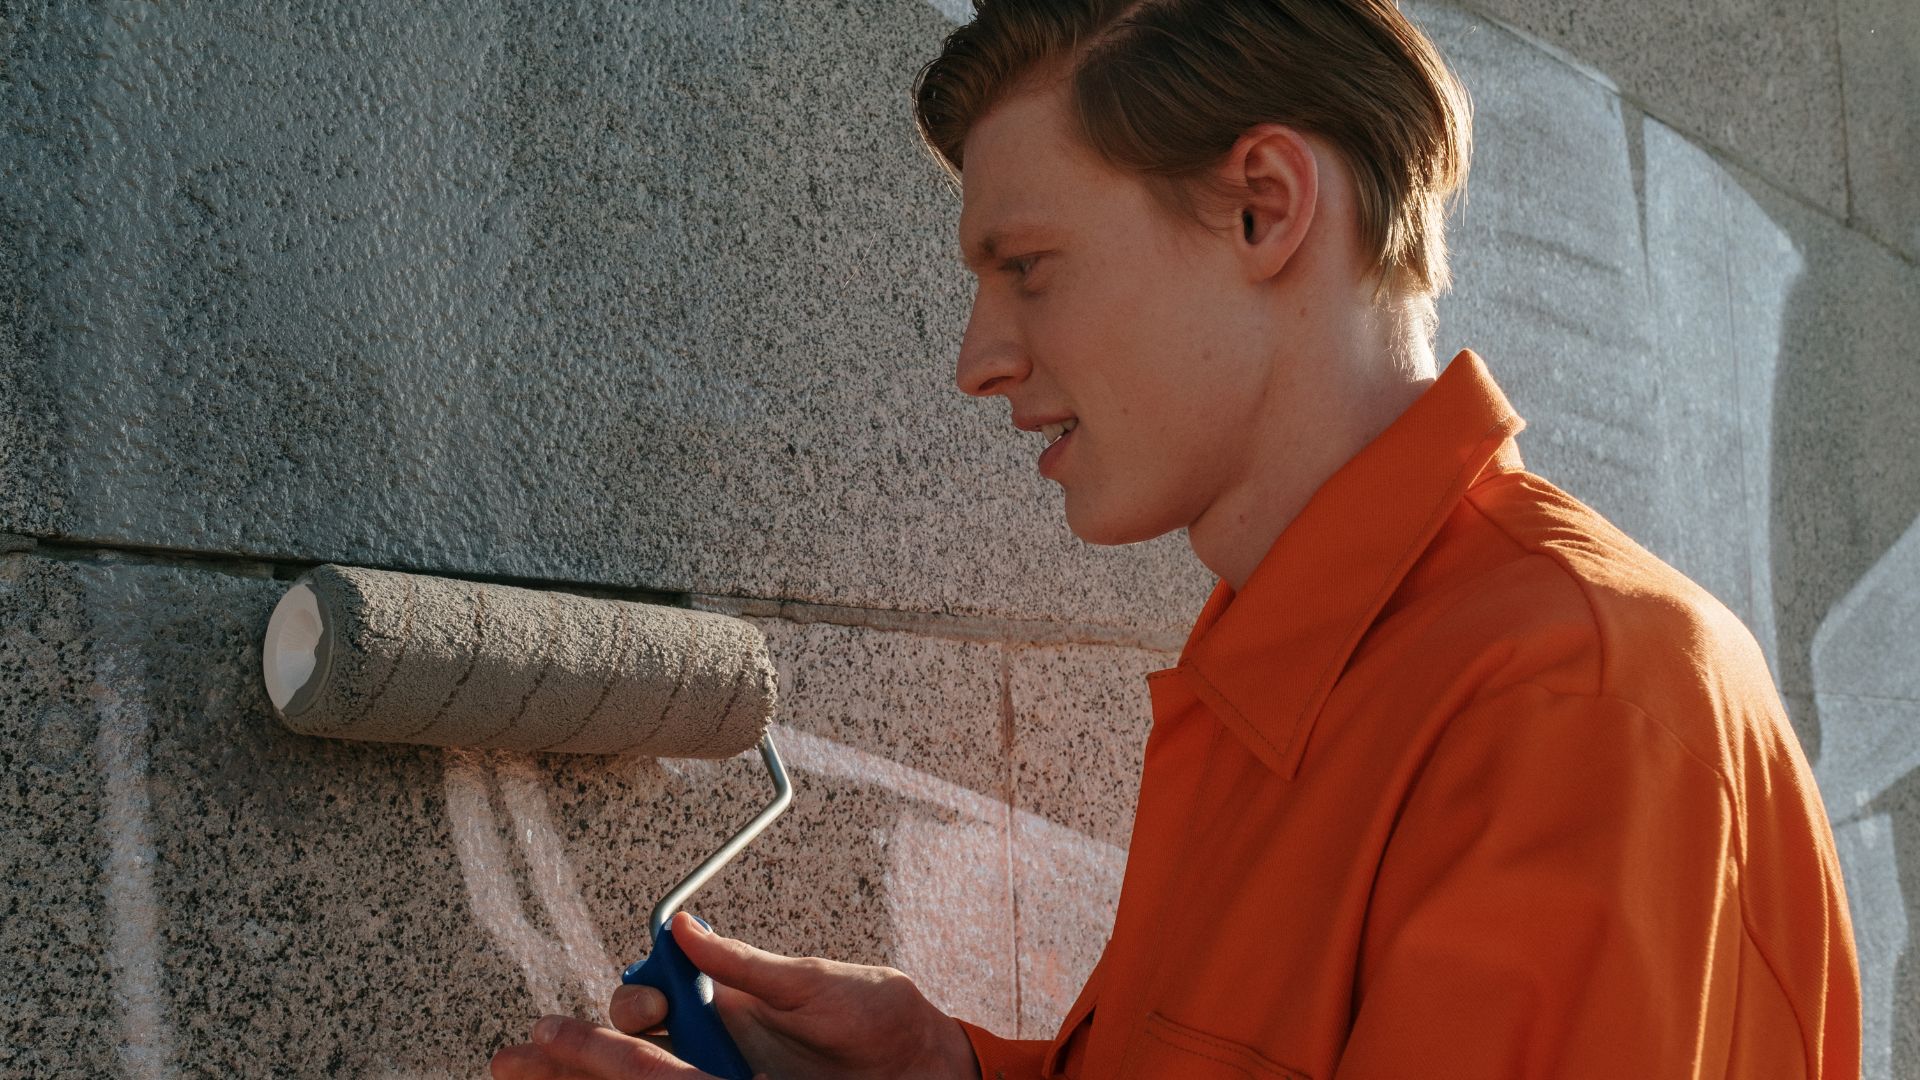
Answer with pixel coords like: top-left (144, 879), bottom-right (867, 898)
top-left (1189, 333), bottom-right (1438, 593)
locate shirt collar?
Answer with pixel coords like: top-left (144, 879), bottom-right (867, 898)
top-left (1172, 349), bottom-right (1527, 779)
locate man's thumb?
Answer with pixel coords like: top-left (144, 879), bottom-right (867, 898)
top-left (671, 911), bottom-right (814, 1010)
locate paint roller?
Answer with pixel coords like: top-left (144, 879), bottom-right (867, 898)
top-left (259, 562), bottom-right (792, 1080)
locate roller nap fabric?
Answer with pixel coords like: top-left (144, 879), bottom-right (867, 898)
top-left (266, 564), bottom-right (776, 757)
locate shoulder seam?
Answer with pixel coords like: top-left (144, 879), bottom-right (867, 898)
top-left (1492, 681), bottom-right (1745, 870)
top-left (1482, 680), bottom-right (1743, 791)
top-left (1465, 483), bottom-right (1609, 697)
top-left (1596, 689), bottom-right (1745, 870)
top-left (1457, 681), bottom-right (1812, 1075)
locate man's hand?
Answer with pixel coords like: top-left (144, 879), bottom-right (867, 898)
top-left (493, 911), bottom-right (980, 1080)
top-left (491, 1012), bottom-right (741, 1079)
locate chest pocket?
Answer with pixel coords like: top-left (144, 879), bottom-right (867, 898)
top-left (1119, 1011), bottom-right (1313, 1080)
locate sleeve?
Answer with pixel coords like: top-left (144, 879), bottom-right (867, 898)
top-left (956, 1019), bottom-right (1053, 1080)
top-left (1331, 682), bottom-right (1748, 1079)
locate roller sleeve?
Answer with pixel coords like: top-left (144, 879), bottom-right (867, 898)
top-left (260, 564), bottom-right (775, 757)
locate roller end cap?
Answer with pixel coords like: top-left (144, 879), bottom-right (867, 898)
top-left (262, 580), bottom-right (330, 718)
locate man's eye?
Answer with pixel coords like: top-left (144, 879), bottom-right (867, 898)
top-left (1005, 256), bottom-right (1039, 278)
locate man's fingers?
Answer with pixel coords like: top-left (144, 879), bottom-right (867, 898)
top-left (610, 983), bottom-right (669, 1035)
top-left (671, 911), bottom-right (818, 1011)
top-left (526, 1015), bottom-right (712, 1078)
top-left (488, 1041), bottom-right (599, 1080)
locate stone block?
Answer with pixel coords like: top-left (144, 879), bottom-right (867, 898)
top-left (1006, 643), bottom-right (1173, 1039)
top-left (1454, 0), bottom-right (1850, 215)
top-left (0, 1), bottom-right (1208, 639)
top-left (1788, 692), bottom-right (1920, 1080)
top-left (750, 619), bottom-right (1007, 801)
top-left (0, 555), bottom-right (121, 1078)
top-left (1837, 0), bottom-right (1920, 261)
top-left (1408, 2), bottom-right (1667, 552)
top-left (1635, 115), bottom-right (1754, 625)
top-left (735, 616), bottom-right (1017, 1033)
top-left (1717, 164), bottom-right (1920, 706)
top-left (0, 262), bottom-right (60, 538)
top-left (1806, 516), bottom-right (1920, 708)
top-left (0, 551), bottom-right (1020, 1073)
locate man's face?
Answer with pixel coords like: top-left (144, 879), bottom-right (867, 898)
top-left (955, 80), bottom-right (1276, 546)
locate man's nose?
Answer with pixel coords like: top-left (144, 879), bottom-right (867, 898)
top-left (955, 293), bottom-right (1027, 398)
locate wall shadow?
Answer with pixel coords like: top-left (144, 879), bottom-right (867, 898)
top-left (1753, 169), bottom-right (1920, 1075)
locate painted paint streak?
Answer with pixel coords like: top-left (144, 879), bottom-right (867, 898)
top-left (436, 721), bottom-right (1128, 1037)
top-left (883, 813), bottom-right (1018, 1035)
top-left (772, 722), bottom-right (1124, 872)
top-left (90, 648), bottom-right (179, 1078)
top-left (772, 722), bottom-right (1125, 1035)
top-left (495, 758), bottom-right (619, 1013)
top-left (442, 750), bottom-right (571, 1017)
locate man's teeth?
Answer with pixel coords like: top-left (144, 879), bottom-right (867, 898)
top-left (1041, 418), bottom-right (1079, 445)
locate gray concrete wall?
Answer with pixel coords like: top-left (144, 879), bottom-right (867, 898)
top-left (2, 1), bottom-right (1913, 1076)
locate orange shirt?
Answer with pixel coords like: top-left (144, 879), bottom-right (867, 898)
top-left (960, 349), bottom-right (1861, 1079)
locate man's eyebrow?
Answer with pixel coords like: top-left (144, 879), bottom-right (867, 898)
top-left (958, 230), bottom-right (1008, 269)
top-left (958, 225), bottom-right (1049, 269)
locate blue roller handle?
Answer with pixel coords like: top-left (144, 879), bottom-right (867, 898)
top-left (622, 915), bottom-right (754, 1080)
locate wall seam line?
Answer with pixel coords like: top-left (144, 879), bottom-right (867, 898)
top-left (1001, 643), bottom-right (1023, 1036)
top-left (1444, 0), bottom-right (1914, 271)
top-left (0, 533), bottom-right (1188, 651)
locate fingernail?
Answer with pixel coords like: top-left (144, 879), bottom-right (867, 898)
top-left (533, 1016), bottom-right (561, 1045)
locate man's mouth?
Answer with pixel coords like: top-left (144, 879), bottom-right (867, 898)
top-left (1040, 418), bottom-right (1079, 446)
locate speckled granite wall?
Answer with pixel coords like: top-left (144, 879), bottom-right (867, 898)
top-left (3, 1), bottom-right (1915, 1077)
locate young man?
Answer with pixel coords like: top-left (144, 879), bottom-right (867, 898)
top-left (494, 1), bottom-right (1862, 1077)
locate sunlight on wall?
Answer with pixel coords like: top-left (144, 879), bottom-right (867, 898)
top-left (438, 722), bottom-right (1127, 1042)
top-left (1811, 516), bottom-right (1920, 1079)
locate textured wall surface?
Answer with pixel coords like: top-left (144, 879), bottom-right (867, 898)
top-left (3, 0), bottom-right (1915, 1077)
top-left (0, 0), bottom-right (1207, 639)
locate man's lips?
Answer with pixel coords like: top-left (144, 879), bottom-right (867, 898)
top-left (1038, 422), bottom-right (1077, 478)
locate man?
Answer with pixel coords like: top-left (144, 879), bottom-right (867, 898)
top-left (494, 1), bottom-right (1861, 1076)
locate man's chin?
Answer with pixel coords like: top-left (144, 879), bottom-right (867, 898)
top-left (1063, 497), bottom-right (1179, 547)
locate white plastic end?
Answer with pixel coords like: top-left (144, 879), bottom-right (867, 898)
top-left (263, 582), bottom-right (324, 713)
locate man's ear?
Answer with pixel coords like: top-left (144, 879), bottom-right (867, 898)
top-left (1225, 123), bottom-right (1317, 282)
